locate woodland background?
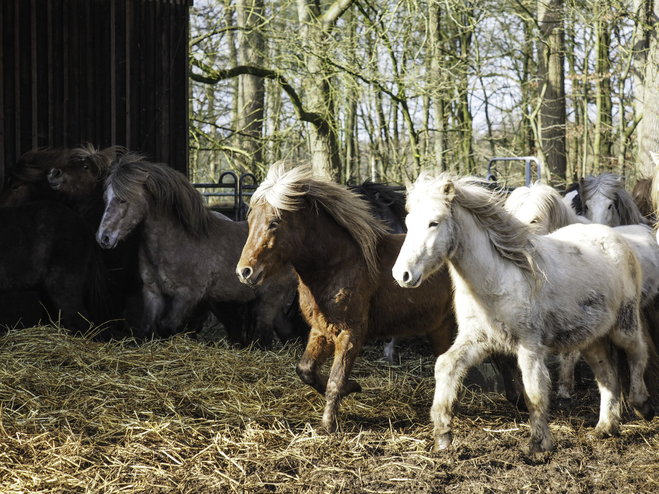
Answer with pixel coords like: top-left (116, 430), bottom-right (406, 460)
top-left (188, 0), bottom-right (659, 188)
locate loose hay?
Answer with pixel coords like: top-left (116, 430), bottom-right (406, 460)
top-left (0, 326), bottom-right (658, 493)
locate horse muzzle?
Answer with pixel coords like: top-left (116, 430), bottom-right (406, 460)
top-left (47, 168), bottom-right (64, 190)
top-left (96, 229), bottom-right (119, 249)
top-left (236, 264), bottom-right (264, 287)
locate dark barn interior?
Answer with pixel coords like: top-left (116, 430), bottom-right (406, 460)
top-left (0, 0), bottom-right (192, 185)
top-left (0, 0), bottom-right (193, 327)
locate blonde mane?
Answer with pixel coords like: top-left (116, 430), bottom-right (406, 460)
top-left (409, 172), bottom-right (537, 279)
top-left (505, 183), bottom-right (578, 233)
top-left (252, 163), bottom-right (389, 279)
top-left (106, 153), bottom-right (211, 237)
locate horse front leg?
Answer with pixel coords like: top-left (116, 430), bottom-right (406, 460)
top-left (159, 288), bottom-right (203, 337)
top-left (320, 328), bottom-right (364, 432)
top-left (431, 331), bottom-right (490, 451)
top-left (296, 327), bottom-right (334, 395)
top-left (139, 284), bottom-right (166, 338)
top-left (517, 345), bottom-right (552, 454)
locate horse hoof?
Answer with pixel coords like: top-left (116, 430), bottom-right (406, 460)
top-left (528, 440), bottom-right (551, 454)
top-left (635, 402), bottom-right (655, 421)
top-left (433, 432), bottom-right (452, 451)
top-left (346, 380), bottom-right (362, 395)
top-left (554, 397), bottom-right (572, 411)
top-left (590, 424), bottom-right (619, 440)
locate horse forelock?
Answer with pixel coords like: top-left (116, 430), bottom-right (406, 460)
top-left (410, 172), bottom-right (537, 280)
top-left (68, 143), bottom-right (122, 178)
top-left (107, 154), bottom-right (211, 237)
top-left (253, 163), bottom-right (388, 279)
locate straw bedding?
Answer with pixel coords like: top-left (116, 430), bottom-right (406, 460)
top-left (0, 325), bottom-right (658, 493)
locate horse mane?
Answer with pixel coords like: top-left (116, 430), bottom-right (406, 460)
top-left (633, 177), bottom-right (654, 219)
top-left (12, 148), bottom-right (71, 182)
top-left (69, 143), bottom-right (125, 179)
top-left (506, 182), bottom-right (579, 233)
top-left (252, 164), bottom-right (389, 279)
top-left (106, 153), bottom-right (211, 237)
top-left (409, 172), bottom-right (537, 280)
top-left (348, 179), bottom-right (407, 223)
top-left (580, 173), bottom-right (646, 225)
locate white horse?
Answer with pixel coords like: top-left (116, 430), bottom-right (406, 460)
top-left (506, 183), bottom-right (659, 401)
top-left (392, 173), bottom-right (654, 454)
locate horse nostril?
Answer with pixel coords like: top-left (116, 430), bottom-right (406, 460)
top-left (102, 235), bottom-right (110, 246)
top-left (402, 271), bottom-right (410, 283)
top-left (241, 267), bottom-right (253, 280)
top-left (50, 168), bottom-right (62, 179)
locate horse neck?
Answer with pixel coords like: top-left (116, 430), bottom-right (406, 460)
top-left (448, 204), bottom-right (526, 299)
top-left (290, 207), bottom-right (368, 284)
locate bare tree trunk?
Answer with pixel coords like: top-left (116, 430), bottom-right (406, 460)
top-left (237, 0), bottom-right (265, 172)
top-left (538, 0), bottom-right (567, 183)
top-left (638, 0), bottom-right (659, 176)
top-left (296, 0), bottom-right (344, 181)
top-left (429, 0), bottom-right (447, 172)
top-left (594, 3), bottom-right (613, 173)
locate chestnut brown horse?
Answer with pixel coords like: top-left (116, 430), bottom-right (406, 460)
top-left (236, 164), bottom-right (457, 432)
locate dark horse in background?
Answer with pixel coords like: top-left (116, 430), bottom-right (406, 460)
top-left (0, 145), bottom-right (142, 337)
top-left (0, 201), bottom-right (113, 335)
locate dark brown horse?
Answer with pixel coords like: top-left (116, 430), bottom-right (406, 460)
top-left (0, 201), bottom-right (113, 334)
top-left (236, 164), bottom-right (457, 432)
top-left (96, 154), bottom-right (299, 344)
top-left (1, 145), bottom-right (142, 336)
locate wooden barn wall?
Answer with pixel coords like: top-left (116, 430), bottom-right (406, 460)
top-left (0, 0), bottom-right (192, 185)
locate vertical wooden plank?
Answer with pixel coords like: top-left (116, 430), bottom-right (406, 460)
top-left (141, 0), bottom-right (156, 160)
top-left (81, 0), bottom-right (95, 143)
top-left (115, 0), bottom-right (128, 149)
top-left (67, 0), bottom-right (81, 147)
top-left (4, 0), bottom-right (16, 170)
top-left (94, 0), bottom-right (112, 148)
top-left (51, 0), bottom-right (64, 148)
top-left (110, 0), bottom-right (117, 147)
top-left (0, 0), bottom-right (5, 182)
top-left (170, 0), bottom-right (190, 175)
top-left (154, 0), bottom-right (167, 165)
top-left (129, 0), bottom-right (143, 153)
top-left (30, 0), bottom-right (38, 148)
top-left (35, 0), bottom-right (49, 147)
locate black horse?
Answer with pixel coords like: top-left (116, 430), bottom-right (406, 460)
top-left (0, 201), bottom-right (113, 334)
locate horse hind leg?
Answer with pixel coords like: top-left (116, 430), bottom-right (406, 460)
top-left (517, 345), bottom-right (552, 454)
top-left (611, 304), bottom-right (655, 421)
top-left (556, 350), bottom-right (580, 402)
top-left (579, 339), bottom-right (622, 438)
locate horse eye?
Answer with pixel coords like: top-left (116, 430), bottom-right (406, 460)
top-left (530, 219), bottom-right (538, 224)
top-left (11, 182), bottom-right (22, 190)
top-left (429, 221), bottom-right (439, 228)
top-left (268, 220), bottom-right (280, 230)
top-left (608, 204), bottom-right (612, 210)
top-left (120, 199), bottom-right (127, 204)
top-left (83, 164), bottom-right (89, 170)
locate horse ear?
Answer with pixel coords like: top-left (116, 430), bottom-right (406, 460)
top-left (443, 180), bottom-right (455, 201)
top-left (650, 151), bottom-right (659, 169)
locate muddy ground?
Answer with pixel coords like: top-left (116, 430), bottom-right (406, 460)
top-left (0, 326), bottom-right (657, 493)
